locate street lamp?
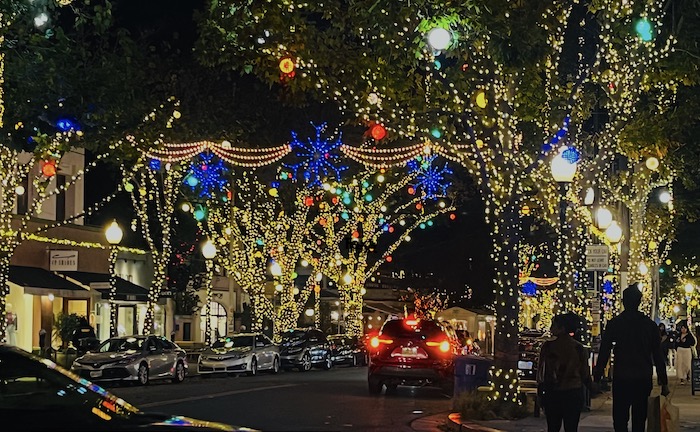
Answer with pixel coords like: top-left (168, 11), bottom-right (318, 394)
top-left (551, 147), bottom-right (579, 308)
top-left (605, 221), bottom-right (623, 244)
top-left (202, 239), bottom-right (217, 344)
top-left (270, 260), bottom-right (283, 277)
top-left (105, 220), bottom-right (123, 337)
top-left (595, 208), bottom-right (613, 230)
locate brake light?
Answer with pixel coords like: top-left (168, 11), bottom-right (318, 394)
top-left (427, 340), bottom-right (451, 352)
top-left (405, 318), bottom-right (420, 327)
top-left (370, 337), bottom-right (393, 348)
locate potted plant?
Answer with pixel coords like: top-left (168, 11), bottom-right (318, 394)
top-left (53, 313), bottom-right (82, 368)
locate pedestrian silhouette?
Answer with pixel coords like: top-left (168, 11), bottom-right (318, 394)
top-left (537, 313), bottom-right (591, 432)
top-left (593, 284), bottom-right (668, 432)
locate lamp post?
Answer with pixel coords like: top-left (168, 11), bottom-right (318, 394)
top-left (551, 147), bottom-right (579, 310)
top-left (105, 221), bottom-right (123, 337)
top-left (201, 239), bottom-right (217, 344)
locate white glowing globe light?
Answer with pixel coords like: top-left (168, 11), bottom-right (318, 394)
top-left (596, 208), bottom-right (613, 229)
top-left (605, 221), bottom-right (623, 244)
top-left (427, 27), bottom-right (452, 51)
top-left (201, 239), bottom-right (217, 259)
top-left (584, 187), bottom-right (595, 206)
top-left (15, 185), bottom-right (25, 196)
top-left (105, 221), bottom-right (123, 245)
top-left (684, 283), bottom-right (695, 294)
top-left (550, 150), bottom-right (578, 182)
top-left (343, 273), bottom-right (353, 284)
top-left (305, 308), bottom-right (315, 317)
top-left (638, 262), bottom-right (649, 275)
top-left (659, 191), bottom-right (672, 204)
top-left (360, 287), bottom-right (367, 296)
top-left (275, 284), bottom-right (283, 292)
top-left (645, 157), bottom-right (660, 171)
top-left (293, 287), bottom-right (300, 295)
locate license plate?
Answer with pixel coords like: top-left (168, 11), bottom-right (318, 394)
top-left (518, 361), bottom-right (533, 370)
top-left (90, 370), bottom-right (102, 378)
top-left (401, 347), bottom-right (418, 356)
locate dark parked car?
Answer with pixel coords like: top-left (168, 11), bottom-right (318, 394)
top-left (0, 344), bottom-right (255, 431)
top-left (279, 328), bottom-right (332, 371)
top-left (328, 335), bottom-right (367, 367)
top-left (367, 317), bottom-right (460, 394)
top-left (72, 335), bottom-right (187, 385)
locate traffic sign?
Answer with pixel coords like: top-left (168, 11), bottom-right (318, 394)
top-left (586, 245), bottom-right (609, 271)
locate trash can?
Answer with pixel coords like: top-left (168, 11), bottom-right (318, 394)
top-left (454, 355), bottom-right (493, 395)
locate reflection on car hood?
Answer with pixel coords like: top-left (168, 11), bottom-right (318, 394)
top-left (138, 412), bottom-right (257, 431)
top-left (281, 339), bottom-right (305, 348)
top-left (78, 351), bottom-right (138, 364)
top-left (207, 346), bottom-right (252, 355)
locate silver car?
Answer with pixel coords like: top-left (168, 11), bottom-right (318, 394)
top-left (199, 333), bottom-right (280, 376)
top-left (71, 335), bottom-right (188, 385)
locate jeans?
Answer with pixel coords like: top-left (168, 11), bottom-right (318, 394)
top-left (612, 379), bottom-right (653, 432)
top-left (544, 387), bottom-right (584, 432)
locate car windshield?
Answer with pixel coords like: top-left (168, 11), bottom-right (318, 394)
top-left (212, 336), bottom-right (253, 349)
top-left (98, 337), bottom-right (144, 353)
top-left (0, 347), bottom-right (140, 425)
top-left (282, 330), bottom-right (307, 342)
top-left (380, 319), bottom-right (446, 339)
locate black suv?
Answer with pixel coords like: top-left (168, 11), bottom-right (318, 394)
top-left (328, 334), bottom-right (368, 367)
top-left (279, 328), bottom-right (332, 371)
top-left (367, 317), bottom-right (460, 394)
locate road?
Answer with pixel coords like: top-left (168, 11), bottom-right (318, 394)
top-left (109, 366), bottom-right (452, 431)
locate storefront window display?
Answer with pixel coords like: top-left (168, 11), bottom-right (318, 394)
top-left (200, 302), bottom-right (227, 341)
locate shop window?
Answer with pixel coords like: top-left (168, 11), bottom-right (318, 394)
top-left (200, 302), bottom-right (227, 340)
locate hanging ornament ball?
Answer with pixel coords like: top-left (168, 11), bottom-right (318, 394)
top-left (648, 240), bottom-right (658, 250)
top-left (148, 158), bottom-right (161, 171)
top-left (305, 197), bottom-right (315, 206)
top-left (461, 63), bottom-right (469, 71)
top-left (124, 182), bottom-right (134, 193)
top-left (449, 213), bottom-right (456, 220)
top-left (408, 186), bottom-right (416, 195)
top-left (427, 27), bottom-right (452, 51)
top-left (365, 194), bottom-right (373, 202)
top-left (352, 230), bottom-right (360, 239)
top-left (331, 196), bottom-right (339, 205)
top-left (269, 188), bottom-right (279, 197)
top-left (173, 110), bottom-right (181, 119)
top-left (430, 128), bottom-right (442, 139)
top-left (388, 226), bottom-right (395, 233)
top-left (475, 90), bottom-right (488, 109)
top-left (319, 217), bottom-right (327, 226)
top-left (138, 187), bottom-right (147, 197)
top-left (186, 175), bottom-right (199, 187)
top-left (279, 57), bottom-right (295, 74)
top-left (665, 259), bottom-right (672, 265)
top-left (416, 203), bottom-right (423, 210)
top-left (370, 124), bottom-right (387, 140)
top-left (645, 157), bottom-right (660, 171)
top-left (386, 256), bottom-right (393, 263)
top-left (41, 160), bottom-right (57, 177)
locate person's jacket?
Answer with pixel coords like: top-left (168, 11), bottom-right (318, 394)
top-left (593, 310), bottom-right (668, 385)
top-left (537, 334), bottom-right (591, 391)
top-left (677, 332), bottom-right (696, 349)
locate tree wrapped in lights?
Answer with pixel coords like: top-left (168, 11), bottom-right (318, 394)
top-left (304, 163), bottom-right (455, 336)
top-left (658, 260), bottom-right (700, 323)
top-left (199, 0), bottom-right (676, 405)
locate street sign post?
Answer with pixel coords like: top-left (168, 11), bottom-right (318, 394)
top-left (586, 245), bottom-right (609, 271)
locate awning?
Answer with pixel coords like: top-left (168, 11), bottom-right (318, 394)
top-left (59, 271), bottom-right (148, 302)
top-left (9, 266), bottom-right (90, 298)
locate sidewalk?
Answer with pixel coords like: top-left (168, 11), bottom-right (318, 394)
top-left (413, 369), bottom-right (700, 432)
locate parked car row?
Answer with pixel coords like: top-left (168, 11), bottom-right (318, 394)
top-left (66, 328), bottom-right (369, 387)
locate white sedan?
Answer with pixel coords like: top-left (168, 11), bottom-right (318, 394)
top-left (199, 333), bottom-right (280, 376)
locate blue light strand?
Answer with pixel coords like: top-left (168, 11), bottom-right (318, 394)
top-left (283, 122), bottom-right (348, 187)
top-left (541, 115), bottom-right (571, 152)
top-left (407, 154), bottom-right (452, 200)
top-left (184, 152), bottom-right (229, 198)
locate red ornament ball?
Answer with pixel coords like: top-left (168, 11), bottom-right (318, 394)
top-left (449, 213), bottom-right (456, 220)
top-left (41, 160), bottom-right (57, 177)
top-left (407, 186), bottom-right (415, 195)
top-left (304, 197), bottom-right (314, 206)
top-left (370, 124), bottom-right (387, 140)
top-left (416, 203), bottom-right (423, 210)
top-left (386, 256), bottom-right (393, 263)
top-left (388, 226), bottom-right (394, 233)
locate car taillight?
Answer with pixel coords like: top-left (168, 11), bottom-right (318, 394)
top-left (370, 337), bottom-right (393, 348)
top-left (427, 340), bottom-right (451, 352)
top-left (405, 318), bottom-right (420, 327)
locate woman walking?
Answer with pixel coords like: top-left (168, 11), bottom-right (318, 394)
top-left (676, 322), bottom-right (696, 384)
top-left (537, 313), bottom-right (592, 432)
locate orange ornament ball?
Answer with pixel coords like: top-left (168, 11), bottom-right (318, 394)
top-left (41, 160), bottom-right (57, 177)
top-left (370, 124), bottom-right (387, 140)
top-left (304, 197), bottom-right (314, 206)
top-left (388, 226), bottom-right (394, 233)
top-left (449, 213), bottom-right (456, 220)
top-left (386, 256), bottom-right (393, 262)
top-left (352, 230), bottom-right (360, 239)
top-left (319, 218), bottom-right (327, 226)
top-left (279, 57), bottom-right (295, 74)
top-left (416, 203), bottom-right (423, 210)
top-left (408, 186), bottom-right (415, 195)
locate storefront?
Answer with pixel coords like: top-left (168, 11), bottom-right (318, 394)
top-left (6, 265), bottom-right (91, 352)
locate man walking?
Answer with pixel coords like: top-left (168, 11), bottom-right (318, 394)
top-left (593, 284), bottom-right (669, 432)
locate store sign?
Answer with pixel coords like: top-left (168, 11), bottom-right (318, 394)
top-left (159, 290), bottom-right (174, 298)
top-left (50, 250), bottom-right (78, 271)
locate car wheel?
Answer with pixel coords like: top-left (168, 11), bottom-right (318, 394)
top-left (137, 363), bottom-right (149, 386)
top-left (248, 357), bottom-right (258, 376)
top-left (171, 361), bottom-right (185, 383)
top-left (271, 356), bottom-right (280, 374)
top-left (298, 353), bottom-right (312, 372)
top-left (368, 376), bottom-right (383, 395)
top-left (323, 355), bottom-right (333, 370)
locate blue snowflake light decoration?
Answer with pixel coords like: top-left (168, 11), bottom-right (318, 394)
top-left (148, 158), bottom-right (162, 171)
top-left (521, 281), bottom-right (537, 296)
top-left (184, 152), bottom-right (229, 198)
top-left (562, 146), bottom-right (580, 164)
top-left (407, 154), bottom-right (452, 200)
top-left (283, 123), bottom-right (347, 187)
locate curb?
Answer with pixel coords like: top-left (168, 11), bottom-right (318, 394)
top-left (446, 413), bottom-right (504, 432)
